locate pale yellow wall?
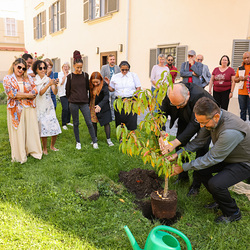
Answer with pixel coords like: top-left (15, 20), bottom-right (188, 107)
top-left (0, 18), bottom-right (24, 46)
top-left (0, 18), bottom-right (25, 81)
top-left (24, 0), bottom-right (250, 92)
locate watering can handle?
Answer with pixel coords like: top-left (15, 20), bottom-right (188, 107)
top-left (151, 225), bottom-right (192, 250)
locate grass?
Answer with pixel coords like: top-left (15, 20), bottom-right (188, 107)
top-left (0, 82), bottom-right (250, 249)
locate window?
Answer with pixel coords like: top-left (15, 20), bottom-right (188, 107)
top-left (49, 0), bottom-right (66, 34)
top-left (149, 44), bottom-right (187, 78)
top-left (53, 2), bottom-right (60, 32)
top-left (83, 0), bottom-right (119, 22)
top-left (5, 18), bottom-right (17, 36)
top-left (33, 11), bottom-right (46, 40)
top-left (232, 39), bottom-right (250, 71)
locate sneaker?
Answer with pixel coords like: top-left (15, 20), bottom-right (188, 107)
top-left (91, 138), bottom-right (98, 145)
top-left (76, 142), bottom-right (81, 150)
top-left (215, 209), bottom-right (241, 224)
top-left (107, 138), bottom-right (114, 147)
top-left (67, 123), bottom-right (73, 126)
top-left (62, 125), bottom-right (68, 130)
top-left (93, 143), bottom-right (99, 149)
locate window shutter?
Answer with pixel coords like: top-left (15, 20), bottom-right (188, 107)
top-left (83, 0), bottom-right (89, 22)
top-left (107, 0), bottom-right (119, 13)
top-left (33, 16), bottom-right (37, 39)
top-left (55, 58), bottom-right (61, 72)
top-left (83, 56), bottom-right (88, 73)
top-left (49, 5), bottom-right (53, 34)
top-left (59, 0), bottom-right (66, 29)
top-left (149, 49), bottom-right (157, 77)
top-left (41, 10), bottom-right (46, 38)
top-left (70, 57), bottom-right (74, 70)
top-left (232, 39), bottom-right (250, 71)
top-left (176, 45), bottom-right (187, 79)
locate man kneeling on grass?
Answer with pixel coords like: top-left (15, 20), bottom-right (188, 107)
top-left (160, 97), bottom-right (250, 223)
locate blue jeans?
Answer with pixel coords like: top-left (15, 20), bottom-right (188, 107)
top-left (238, 94), bottom-right (250, 121)
top-left (60, 96), bottom-right (71, 126)
top-left (69, 103), bottom-right (97, 143)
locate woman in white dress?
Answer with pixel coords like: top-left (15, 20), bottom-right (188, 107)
top-left (32, 60), bottom-right (61, 155)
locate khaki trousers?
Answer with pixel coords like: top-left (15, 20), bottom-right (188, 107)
top-left (7, 107), bottom-right (42, 164)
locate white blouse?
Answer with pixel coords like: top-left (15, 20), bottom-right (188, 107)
top-left (110, 72), bottom-right (141, 98)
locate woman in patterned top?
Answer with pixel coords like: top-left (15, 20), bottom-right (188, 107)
top-left (3, 58), bottom-right (42, 163)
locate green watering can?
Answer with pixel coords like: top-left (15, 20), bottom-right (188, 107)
top-left (124, 225), bottom-right (192, 250)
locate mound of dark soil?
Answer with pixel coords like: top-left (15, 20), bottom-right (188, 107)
top-left (118, 168), bottom-right (163, 199)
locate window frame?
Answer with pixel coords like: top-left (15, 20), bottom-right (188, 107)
top-left (5, 18), bottom-right (17, 37)
top-left (83, 0), bottom-right (119, 22)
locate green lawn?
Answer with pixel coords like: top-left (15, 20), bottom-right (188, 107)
top-left (0, 87), bottom-right (249, 249)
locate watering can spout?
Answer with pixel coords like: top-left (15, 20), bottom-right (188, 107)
top-left (124, 226), bottom-right (143, 250)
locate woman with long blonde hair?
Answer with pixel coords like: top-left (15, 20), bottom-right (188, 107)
top-left (3, 58), bottom-right (42, 163)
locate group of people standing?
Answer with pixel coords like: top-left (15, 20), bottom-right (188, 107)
top-left (3, 50), bottom-right (141, 163)
top-left (151, 50), bottom-right (250, 122)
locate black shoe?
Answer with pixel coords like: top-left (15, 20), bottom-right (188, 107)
top-left (215, 209), bottom-right (241, 223)
top-left (204, 202), bottom-right (219, 210)
top-left (187, 186), bottom-right (199, 197)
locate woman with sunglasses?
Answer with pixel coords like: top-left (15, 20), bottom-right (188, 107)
top-left (3, 58), bottom-right (42, 163)
top-left (66, 50), bottom-right (98, 150)
top-left (89, 72), bottom-right (114, 147)
top-left (106, 61), bottom-right (141, 131)
top-left (32, 60), bottom-right (61, 155)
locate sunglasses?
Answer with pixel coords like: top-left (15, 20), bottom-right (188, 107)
top-left (168, 59), bottom-right (173, 61)
top-left (38, 66), bottom-right (46, 71)
top-left (17, 65), bottom-right (26, 71)
top-left (121, 69), bottom-right (129, 72)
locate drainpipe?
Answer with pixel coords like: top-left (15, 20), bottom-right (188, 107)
top-left (125, 0), bottom-right (130, 61)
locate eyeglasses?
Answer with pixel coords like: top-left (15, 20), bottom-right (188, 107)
top-left (17, 65), bottom-right (26, 71)
top-left (197, 59), bottom-right (203, 62)
top-left (121, 69), bottom-right (129, 72)
top-left (38, 67), bottom-right (46, 71)
top-left (170, 98), bottom-right (187, 108)
top-left (194, 113), bottom-right (218, 126)
top-left (168, 59), bottom-right (173, 61)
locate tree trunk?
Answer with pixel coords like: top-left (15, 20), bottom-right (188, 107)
top-left (163, 175), bottom-right (168, 198)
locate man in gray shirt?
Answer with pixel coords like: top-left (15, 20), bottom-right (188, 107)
top-left (100, 54), bottom-right (120, 120)
top-left (162, 97), bottom-right (250, 223)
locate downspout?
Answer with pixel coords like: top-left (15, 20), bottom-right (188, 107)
top-left (125, 0), bottom-right (130, 61)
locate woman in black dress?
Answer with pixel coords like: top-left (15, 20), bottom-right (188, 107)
top-left (89, 72), bottom-right (114, 146)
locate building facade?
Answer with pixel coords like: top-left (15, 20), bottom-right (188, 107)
top-left (0, 16), bottom-right (25, 80)
top-left (24, 0), bottom-right (250, 98)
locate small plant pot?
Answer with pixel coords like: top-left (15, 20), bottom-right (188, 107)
top-left (151, 190), bottom-right (177, 219)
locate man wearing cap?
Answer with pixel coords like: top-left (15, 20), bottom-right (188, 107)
top-left (180, 50), bottom-right (203, 87)
top-left (196, 54), bottom-right (211, 88)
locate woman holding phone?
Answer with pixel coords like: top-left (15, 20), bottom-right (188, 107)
top-left (33, 60), bottom-right (61, 155)
top-left (44, 58), bottom-right (57, 109)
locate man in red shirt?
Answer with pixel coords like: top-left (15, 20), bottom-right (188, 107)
top-left (166, 55), bottom-right (178, 83)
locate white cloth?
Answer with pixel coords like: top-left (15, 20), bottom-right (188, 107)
top-left (34, 75), bottom-right (61, 137)
top-left (150, 65), bottom-right (169, 87)
top-left (27, 68), bottom-right (34, 74)
top-left (58, 71), bottom-right (69, 97)
top-left (110, 72), bottom-right (141, 98)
